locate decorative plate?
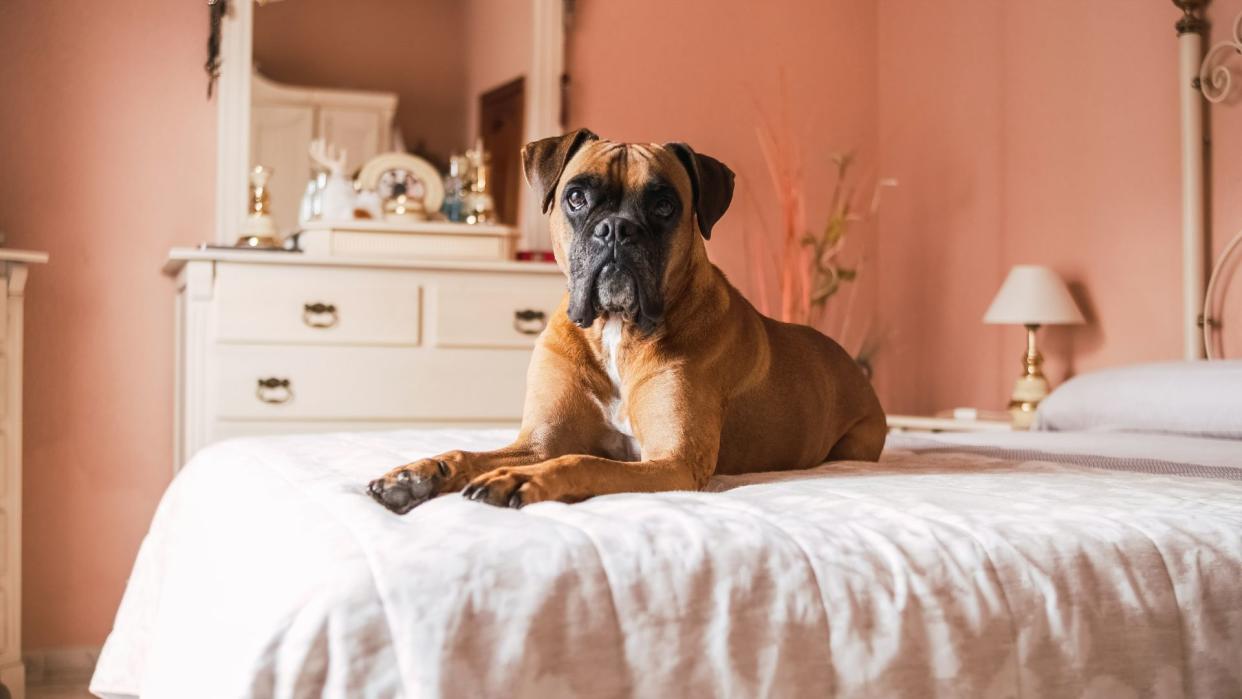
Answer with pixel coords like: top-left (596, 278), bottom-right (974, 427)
top-left (356, 152), bottom-right (445, 215)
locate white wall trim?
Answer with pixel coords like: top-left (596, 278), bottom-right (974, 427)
top-left (523, 0), bottom-right (568, 251)
top-left (214, 0), bottom-right (253, 245)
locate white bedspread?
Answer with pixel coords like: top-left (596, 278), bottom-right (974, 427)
top-left (92, 429), bottom-right (1242, 698)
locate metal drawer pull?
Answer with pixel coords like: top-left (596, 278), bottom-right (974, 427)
top-left (302, 302), bottom-right (338, 328)
top-left (256, 377), bottom-right (293, 404)
top-left (513, 309), bottom-right (547, 335)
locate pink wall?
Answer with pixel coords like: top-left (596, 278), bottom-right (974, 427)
top-left (872, 1), bottom-right (1006, 414)
top-left (0, 0), bottom-right (211, 647)
top-left (254, 0), bottom-right (468, 164)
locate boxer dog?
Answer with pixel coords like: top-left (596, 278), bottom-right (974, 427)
top-left (369, 130), bottom-right (885, 513)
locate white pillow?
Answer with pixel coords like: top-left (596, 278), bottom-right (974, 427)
top-left (1033, 360), bottom-right (1242, 439)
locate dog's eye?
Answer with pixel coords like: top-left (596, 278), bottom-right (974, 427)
top-left (566, 188), bottom-right (587, 211)
top-left (652, 197), bottom-right (675, 218)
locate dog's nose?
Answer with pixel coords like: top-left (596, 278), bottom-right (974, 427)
top-left (593, 217), bottom-right (634, 244)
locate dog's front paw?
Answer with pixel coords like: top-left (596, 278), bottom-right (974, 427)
top-left (367, 457), bottom-right (454, 514)
top-left (461, 467), bottom-right (551, 509)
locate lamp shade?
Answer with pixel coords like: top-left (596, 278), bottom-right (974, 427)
top-left (983, 265), bottom-right (1085, 325)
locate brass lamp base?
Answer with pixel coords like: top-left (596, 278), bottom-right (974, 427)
top-left (1007, 374), bottom-right (1049, 428)
top-left (1007, 324), bottom-right (1049, 429)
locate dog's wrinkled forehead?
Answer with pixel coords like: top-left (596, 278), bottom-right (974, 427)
top-left (560, 141), bottom-right (693, 207)
top-left (523, 129), bottom-right (736, 240)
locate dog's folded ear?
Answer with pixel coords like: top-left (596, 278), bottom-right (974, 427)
top-left (666, 143), bottom-right (735, 239)
top-left (522, 128), bottom-right (600, 214)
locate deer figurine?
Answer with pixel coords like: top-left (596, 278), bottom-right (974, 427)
top-left (308, 138), bottom-right (355, 222)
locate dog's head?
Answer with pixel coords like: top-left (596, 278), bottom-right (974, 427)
top-left (522, 129), bottom-right (735, 333)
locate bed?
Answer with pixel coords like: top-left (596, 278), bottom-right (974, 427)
top-left (90, 361), bottom-right (1242, 698)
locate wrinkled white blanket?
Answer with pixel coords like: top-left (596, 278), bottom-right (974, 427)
top-left (92, 429), bottom-right (1242, 698)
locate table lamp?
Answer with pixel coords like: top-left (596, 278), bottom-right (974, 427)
top-left (984, 265), bottom-right (1085, 427)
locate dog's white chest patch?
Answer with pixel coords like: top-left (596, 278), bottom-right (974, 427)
top-left (602, 316), bottom-right (623, 387)
top-left (600, 317), bottom-right (640, 460)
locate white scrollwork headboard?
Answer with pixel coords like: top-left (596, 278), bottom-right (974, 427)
top-left (1204, 232), bottom-right (1242, 359)
top-left (1199, 10), bottom-right (1242, 104)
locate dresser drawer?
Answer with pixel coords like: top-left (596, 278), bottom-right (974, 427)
top-left (214, 345), bottom-right (532, 420)
top-left (431, 273), bottom-right (565, 348)
top-left (215, 264), bottom-right (422, 345)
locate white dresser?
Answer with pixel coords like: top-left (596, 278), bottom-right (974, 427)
top-left (0, 250), bottom-right (47, 699)
top-left (165, 248), bottom-right (565, 469)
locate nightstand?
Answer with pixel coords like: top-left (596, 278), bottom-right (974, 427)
top-left (886, 413), bottom-right (1016, 434)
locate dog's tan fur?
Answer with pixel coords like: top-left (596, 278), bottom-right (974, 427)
top-left (369, 134), bottom-right (885, 511)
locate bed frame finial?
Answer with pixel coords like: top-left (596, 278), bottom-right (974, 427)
top-left (1174, 0), bottom-right (1209, 36)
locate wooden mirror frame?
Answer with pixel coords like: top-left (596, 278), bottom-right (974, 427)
top-left (212, 0), bottom-right (567, 250)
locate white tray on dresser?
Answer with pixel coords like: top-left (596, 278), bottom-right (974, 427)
top-left (165, 248), bottom-right (565, 470)
top-left (296, 220), bottom-right (519, 262)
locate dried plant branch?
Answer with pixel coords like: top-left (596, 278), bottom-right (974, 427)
top-left (751, 89), bottom-right (897, 361)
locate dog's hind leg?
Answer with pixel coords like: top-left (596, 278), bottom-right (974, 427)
top-left (826, 413), bottom-right (887, 462)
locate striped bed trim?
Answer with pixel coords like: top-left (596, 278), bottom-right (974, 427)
top-left (894, 438), bottom-right (1242, 482)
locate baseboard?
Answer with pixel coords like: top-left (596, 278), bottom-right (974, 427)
top-left (22, 647), bottom-right (99, 688)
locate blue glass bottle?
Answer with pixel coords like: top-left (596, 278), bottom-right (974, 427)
top-left (441, 155), bottom-right (466, 222)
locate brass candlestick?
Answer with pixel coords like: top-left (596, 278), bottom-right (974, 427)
top-left (237, 165), bottom-right (281, 248)
top-left (463, 139), bottom-right (495, 225)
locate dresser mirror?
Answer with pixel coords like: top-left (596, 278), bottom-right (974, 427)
top-left (211, 0), bottom-right (565, 249)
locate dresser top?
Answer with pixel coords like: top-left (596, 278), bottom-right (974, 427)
top-left (165, 246), bottom-right (561, 276)
top-left (0, 249), bottom-right (48, 264)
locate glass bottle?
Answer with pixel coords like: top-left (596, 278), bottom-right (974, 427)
top-left (441, 155), bottom-right (466, 223)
